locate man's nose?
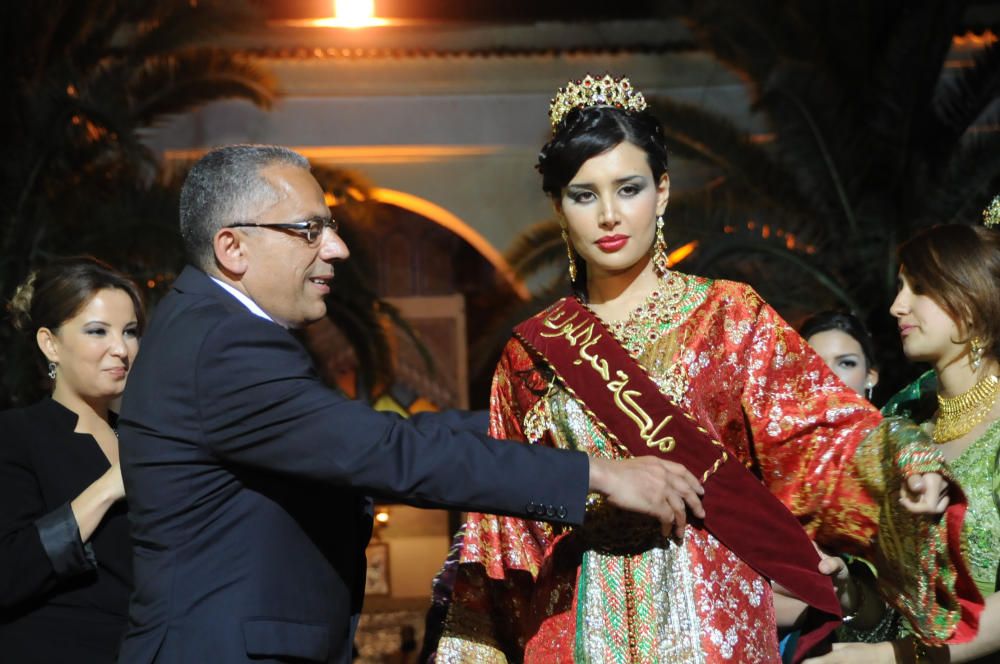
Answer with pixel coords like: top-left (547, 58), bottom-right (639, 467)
top-left (320, 229), bottom-right (350, 261)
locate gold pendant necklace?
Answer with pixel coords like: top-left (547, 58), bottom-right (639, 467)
top-left (933, 374), bottom-right (1000, 444)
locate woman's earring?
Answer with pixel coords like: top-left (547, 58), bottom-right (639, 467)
top-left (865, 381), bottom-right (874, 401)
top-left (970, 336), bottom-right (985, 372)
top-left (652, 215), bottom-right (669, 276)
top-left (561, 228), bottom-right (577, 283)
top-left (47, 361), bottom-right (57, 380)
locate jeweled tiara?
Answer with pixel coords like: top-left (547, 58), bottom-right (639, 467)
top-left (549, 74), bottom-right (647, 130)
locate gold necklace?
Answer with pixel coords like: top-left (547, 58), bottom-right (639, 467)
top-left (605, 272), bottom-right (689, 335)
top-left (933, 374), bottom-right (1000, 444)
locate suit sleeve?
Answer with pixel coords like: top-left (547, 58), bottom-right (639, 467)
top-left (193, 317), bottom-right (589, 525)
top-left (410, 409), bottom-right (489, 435)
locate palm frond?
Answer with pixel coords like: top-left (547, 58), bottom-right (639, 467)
top-left (124, 1), bottom-right (262, 61)
top-left (119, 50), bottom-right (276, 126)
top-left (650, 95), bottom-right (816, 220)
top-left (377, 299), bottom-right (436, 377)
top-left (503, 218), bottom-right (565, 278)
top-left (919, 130), bottom-right (1000, 227)
top-left (325, 293), bottom-right (394, 399)
top-left (675, 0), bottom-right (788, 101)
top-left (469, 278), bottom-right (569, 380)
top-left (862, 1), bottom-right (966, 176)
top-left (692, 235), bottom-right (861, 313)
top-left (755, 70), bottom-right (861, 235)
top-left (931, 42), bottom-right (1000, 151)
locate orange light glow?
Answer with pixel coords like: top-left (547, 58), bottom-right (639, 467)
top-left (666, 241), bottom-right (698, 267)
top-left (276, 0), bottom-right (390, 28)
top-left (336, 0), bottom-right (373, 25)
top-left (375, 509), bottom-right (390, 524)
top-left (294, 0), bottom-right (389, 28)
top-left (953, 29), bottom-right (997, 48)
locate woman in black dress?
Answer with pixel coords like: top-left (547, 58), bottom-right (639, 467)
top-left (0, 257), bottom-right (144, 662)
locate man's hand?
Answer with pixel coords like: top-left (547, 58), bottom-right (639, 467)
top-left (900, 472), bottom-right (949, 514)
top-left (589, 456), bottom-right (705, 538)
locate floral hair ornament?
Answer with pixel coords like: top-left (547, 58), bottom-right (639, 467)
top-left (983, 194), bottom-right (1000, 229)
top-left (548, 74), bottom-right (647, 130)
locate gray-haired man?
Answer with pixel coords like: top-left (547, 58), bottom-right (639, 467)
top-left (117, 145), bottom-right (704, 663)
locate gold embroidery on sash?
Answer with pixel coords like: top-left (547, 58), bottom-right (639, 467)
top-left (608, 370), bottom-right (676, 453)
top-left (539, 303), bottom-right (676, 453)
top-left (541, 306), bottom-right (610, 381)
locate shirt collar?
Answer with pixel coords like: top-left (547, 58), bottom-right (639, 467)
top-left (208, 276), bottom-right (281, 326)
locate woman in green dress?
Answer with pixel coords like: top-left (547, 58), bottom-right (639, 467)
top-left (805, 219), bottom-right (1000, 662)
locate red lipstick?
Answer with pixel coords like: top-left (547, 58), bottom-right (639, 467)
top-left (595, 234), bottom-right (629, 253)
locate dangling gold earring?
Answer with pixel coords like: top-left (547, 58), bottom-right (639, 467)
top-left (561, 228), bottom-right (577, 283)
top-left (970, 336), bottom-right (986, 372)
top-left (652, 215), bottom-right (669, 276)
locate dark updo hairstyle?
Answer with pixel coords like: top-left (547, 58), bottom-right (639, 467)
top-left (537, 105), bottom-right (669, 200)
top-left (898, 224), bottom-right (1000, 363)
top-left (799, 311), bottom-right (877, 371)
top-left (7, 256), bottom-right (145, 385)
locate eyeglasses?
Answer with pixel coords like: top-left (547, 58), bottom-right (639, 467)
top-left (225, 217), bottom-right (339, 244)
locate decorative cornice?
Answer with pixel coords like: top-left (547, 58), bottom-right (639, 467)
top-left (220, 19), bottom-right (695, 60)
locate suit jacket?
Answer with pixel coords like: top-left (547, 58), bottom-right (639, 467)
top-left (0, 398), bottom-right (132, 662)
top-left (117, 266), bottom-right (589, 663)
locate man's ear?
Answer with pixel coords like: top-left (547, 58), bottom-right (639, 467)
top-left (36, 327), bottom-right (59, 364)
top-left (656, 173), bottom-right (671, 217)
top-left (213, 228), bottom-right (249, 277)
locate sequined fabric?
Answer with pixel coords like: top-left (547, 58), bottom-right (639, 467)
top-left (437, 273), bottom-right (969, 662)
top-left (948, 420), bottom-right (1000, 597)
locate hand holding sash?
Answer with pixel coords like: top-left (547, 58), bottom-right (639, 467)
top-left (589, 456), bottom-right (705, 538)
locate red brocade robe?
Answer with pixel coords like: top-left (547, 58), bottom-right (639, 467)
top-left (437, 274), bottom-right (980, 664)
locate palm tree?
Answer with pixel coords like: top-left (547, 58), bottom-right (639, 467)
top-left (0, 0), bottom-right (275, 301)
top-left (494, 0), bottom-right (1000, 393)
top-left (0, 0), bottom-right (276, 405)
top-left (669, 0), bottom-right (999, 312)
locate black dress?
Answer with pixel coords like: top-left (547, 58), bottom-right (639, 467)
top-left (0, 398), bottom-right (132, 662)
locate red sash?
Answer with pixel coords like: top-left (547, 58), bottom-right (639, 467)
top-left (515, 297), bottom-right (841, 661)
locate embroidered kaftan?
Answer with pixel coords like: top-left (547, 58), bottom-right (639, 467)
top-left (437, 274), bottom-right (969, 663)
top-left (949, 420), bottom-right (1000, 598)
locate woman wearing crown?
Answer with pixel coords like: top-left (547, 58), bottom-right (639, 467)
top-left (432, 75), bottom-right (982, 663)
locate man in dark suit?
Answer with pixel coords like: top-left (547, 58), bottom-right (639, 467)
top-left (117, 145), bottom-right (705, 663)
